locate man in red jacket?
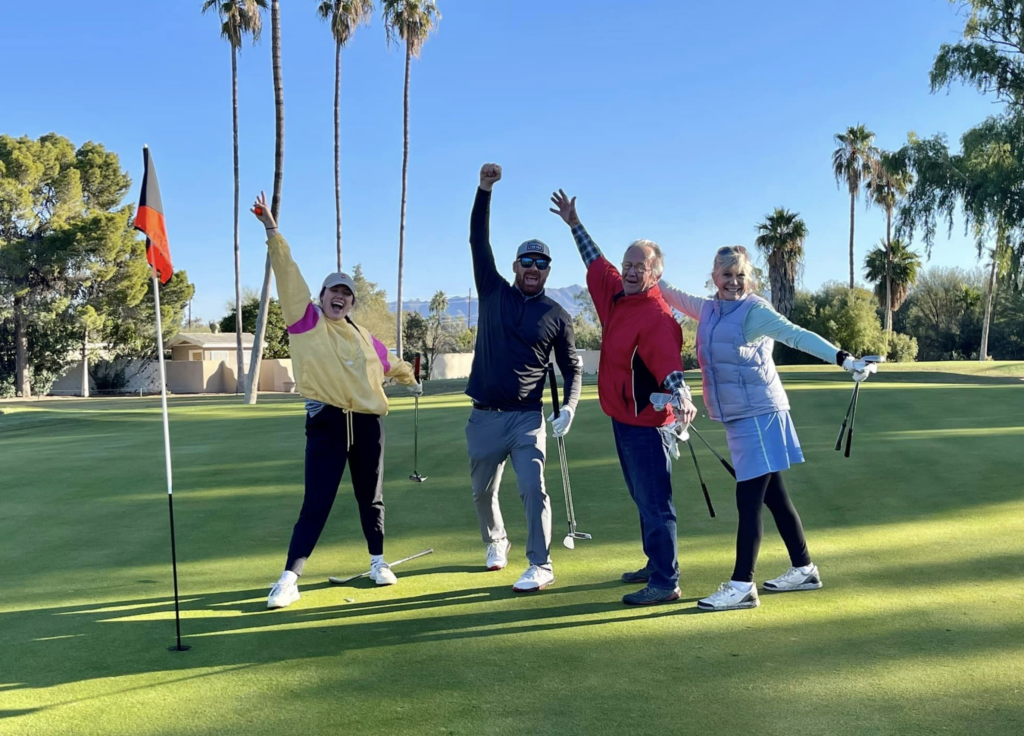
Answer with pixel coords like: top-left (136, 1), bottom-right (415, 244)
top-left (551, 190), bottom-right (697, 605)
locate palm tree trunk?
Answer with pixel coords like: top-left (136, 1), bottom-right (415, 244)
top-left (884, 207), bottom-right (893, 334)
top-left (81, 330), bottom-right (89, 398)
top-left (232, 44), bottom-right (246, 396)
top-left (980, 255), bottom-right (997, 362)
top-left (246, 0), bottom-right (284, 405)
top-left (395, 41), bottom-right (411, 360)
top-left (14, 295), bottom-right (30, 397)
top-left (335, 40), bottom-right (342, 272)
top-left (848, 189), bottom-right (856, 289)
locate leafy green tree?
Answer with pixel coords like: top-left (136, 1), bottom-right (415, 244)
top-left (202, 0), bottom-right (267, 397)
top-left (864, 238), bottom-right (922, 324)
top-left (317, 0), bottom-right (374, 270)
top-left (902, 267), bottom-right (985, 360)
top-left (833, 125), bottom-right (878, 288)
top-left (220, 295), bottom-right (289, 358)
top-left (0, 134), bottom-right (135, 396)
top-left (402, 311), bottom-right (427, 364)
top-left (866, 150), bottom-right (914, 332)
top-left (754, 208), bottom-right (807, 318)
top-left (382, 0), bottom-right (441, 359)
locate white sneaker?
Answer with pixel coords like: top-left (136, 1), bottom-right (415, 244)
top-left (512, 564), bottom-right (555, 593)
top-left (370, 561), bottom-right (398, 586)
top-left (485, 539), bottom-right (511, 571)
top-left (697, 582), bottom-right (760, 611)
top-left (763, 564), bottom-right (822, 592)
top-left (267, 581), bottom-right (300, 609)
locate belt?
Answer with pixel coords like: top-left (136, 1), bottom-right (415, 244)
top-left (472, 402), bottom-right (504, 412)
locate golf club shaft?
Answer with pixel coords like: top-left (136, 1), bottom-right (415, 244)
top-left (688, 425), bottom-right (736, 478)
top-left (328, 548), bottom-right (434, 584)
top-left (686, 439), bottom-right (715, 518)
top-left (835, 385), bottom-right (858, 451)
top-left (844, 383), bottom-right (860, 458)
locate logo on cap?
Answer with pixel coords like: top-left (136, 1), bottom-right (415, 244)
top-left (526, 243), bottom-right (543, 252)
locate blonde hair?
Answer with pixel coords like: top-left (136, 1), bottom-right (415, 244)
top-left (712, 246), bottom-right (757, 292)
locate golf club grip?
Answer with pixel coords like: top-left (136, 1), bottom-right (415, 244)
top-left (835, 420), bottom-right (848, 451)
top-left (702, 483), bottom-right (716, 518)
top-left (719, 457), bottom-right (737, 479)
top-left (414, 354), bottom-right (421, 382)
top-left (548, 364), bottom-right (560, 419)
top-left (844, 427), bottom-right (853, 458)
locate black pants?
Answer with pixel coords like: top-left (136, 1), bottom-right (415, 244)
top-left (285, 406), bottom-right (386, 576)
top-left (732, 471), bottom-right (811, 583)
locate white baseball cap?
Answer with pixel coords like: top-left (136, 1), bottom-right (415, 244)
top-left (321, 272), bottom-right (356, 295)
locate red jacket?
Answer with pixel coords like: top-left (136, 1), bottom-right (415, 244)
top-left (588, 257), bottom-right (684, 427)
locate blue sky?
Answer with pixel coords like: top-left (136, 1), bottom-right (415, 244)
top-left (1, 0), bottom-right (1001, 322)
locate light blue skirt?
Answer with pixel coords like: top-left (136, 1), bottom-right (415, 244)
top-left (723, 411), bottom-right (804, 482)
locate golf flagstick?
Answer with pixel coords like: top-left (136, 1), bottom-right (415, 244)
top-left (329, 549), bottom-right (434, 585)
top-left (134, 146), bottom-right (187, 653)
top-left (409, 354), bottom-right (426, 482)
top-left (548, 364), bottom-right (591, 549)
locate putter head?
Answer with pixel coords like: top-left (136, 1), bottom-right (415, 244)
top-left (562, 535), bottom-right (575, 550)
top-left (409, 474), bottom-right (427, 483)
top-left (569, 532), bottom-right (592, 540)
top-left (861, 355), bottom-right (887, 364)
top-left (650, 392), bottom-right (676, 412)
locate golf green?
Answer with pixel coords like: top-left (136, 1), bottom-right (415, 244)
top-left (1, 363), bottom-right (1022, 736)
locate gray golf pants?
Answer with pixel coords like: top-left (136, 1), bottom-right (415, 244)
top-left (466, 408), bottom-right (551, 567)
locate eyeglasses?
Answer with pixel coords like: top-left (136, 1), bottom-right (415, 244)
top-left (518, 256), bottom-right (550, 271)
top-left (621, 262), bottom-right (651, 275)
top-left (717, 245), bottom-right (748, 255)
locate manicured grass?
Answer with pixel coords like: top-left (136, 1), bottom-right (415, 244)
top-left (1, 362), bottom-right (1022, 735)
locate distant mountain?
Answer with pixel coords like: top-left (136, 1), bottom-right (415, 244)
top-left (389, 284), bottom-right (586, 327)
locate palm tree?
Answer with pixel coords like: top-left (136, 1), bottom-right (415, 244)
top-left (317, 0), bottom-right (374, 271)
top-left (245, 0), bottom-right (283, 405)
top-left (754, 208), bottom-right (807, 318)
top-left (865, 150), bottom-right (913, 333)
top-left (832, 125), bottom-right (877, 289)
top-left (382, 0), bottom-right (440, 361)
top-left (202, 0), bottom-right (266, 396)
top-left (864, 238), bottom-right (921, 318)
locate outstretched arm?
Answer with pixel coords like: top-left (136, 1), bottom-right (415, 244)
top-left (745, 304), bottom-right (841, 365)
top-left (658, 280), bottom-right (708, 322)
top-left (251, 191), bottom-right (315, 330)
top-left (470, 164), bottom-right (505, 296)
top-left (550, 189), bottom-right (603, 267)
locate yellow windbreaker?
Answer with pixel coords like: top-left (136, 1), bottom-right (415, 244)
top-left (268, 232), bottom-right (416, 415)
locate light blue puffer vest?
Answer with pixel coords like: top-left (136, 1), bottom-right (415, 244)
top-left (695, 295), bottom-right (789, 422)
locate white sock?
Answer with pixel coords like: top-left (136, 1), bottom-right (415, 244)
top-left (278, 570), bottom-right (298, 586)
top-left (371, 554), bottom-right (385, 566)
top-left (730, 580), bottom-right (754, 592)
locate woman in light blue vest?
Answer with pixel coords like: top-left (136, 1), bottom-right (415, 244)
top-left (659, 246), bottom-right (873, 612)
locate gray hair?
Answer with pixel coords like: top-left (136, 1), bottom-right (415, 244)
top-left (626, 239), bottom-right (665, 279)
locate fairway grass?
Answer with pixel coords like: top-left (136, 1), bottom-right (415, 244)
top-left (1, 363), bottom-right (1022, 735)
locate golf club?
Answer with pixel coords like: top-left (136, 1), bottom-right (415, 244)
top-left (328, 548), bottom-right (434, 585)
top-left (687, 424), bottom-right (737, 479)
top-left (547, 364), bottom-right (591, 549)
top-left (651, 392), bottom-right (717, 517)
top-left (686, 436), bottom-right (716, 517)
top-left (835, 355), bottom-right (884, 458)
top-left (409, 354), bottom-right (427, 482)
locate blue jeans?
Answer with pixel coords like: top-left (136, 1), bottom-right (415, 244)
top-left (611, 420), bottom-right (679, 590)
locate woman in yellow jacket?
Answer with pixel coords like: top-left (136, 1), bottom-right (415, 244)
top-left (250, 193), bottom-right (422, 610)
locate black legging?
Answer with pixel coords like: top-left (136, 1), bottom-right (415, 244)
top-left (732, 472), bottom-right (811, 583)
top-left (285, 405), bottom-right (386, 576)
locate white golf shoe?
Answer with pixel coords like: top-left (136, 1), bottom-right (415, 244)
top-left (512, 564), bottom-right (555, 593)
top-left (370, 561), bottom-right (398, 586)
top-left (697, 582), bottom-right (760, 611)
top-left (763, 564), bottom-right (822, 592)
top-left (485, 539), bottom-right (511, 571)
top-left (267, 581), bottom-right (300, 610)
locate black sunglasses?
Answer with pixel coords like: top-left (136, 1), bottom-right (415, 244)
top-left (518, 256), bottom-right (550, 271)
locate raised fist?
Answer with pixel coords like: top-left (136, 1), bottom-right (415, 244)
top-left (479, 163), bottom-right (502, 191)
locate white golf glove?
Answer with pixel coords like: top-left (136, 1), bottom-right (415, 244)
top-left (658, 420), bottom-right (690, 459)
top-left (408, 382), bottom-right (424, 396)
top-left (842, 356), bottom-right (878, 383)
top-left (547, 405), bottom-right (574, 437)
